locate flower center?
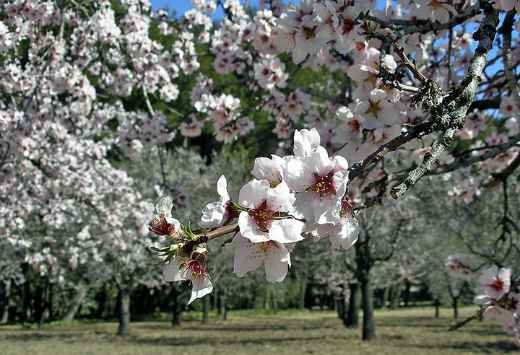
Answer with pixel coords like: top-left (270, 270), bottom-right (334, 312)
top-left (488, 277), bottom-right (505, 292)
top-left (302, 26), bottom-right (317, 40)
top-left (149, 215), bottom-right (176, 237)
top-left (258, 241), bottom-right (277, 253)
top-left (308, 172), bottom-right (336, 197)
top-left (249, 200), bottom-right (276, 233)
top-left (342, 18), bottom-right (355, 34)
top-left (365, 100), bottom-right (382, 117)
top-left (186, 260), bottom-right (208, 280)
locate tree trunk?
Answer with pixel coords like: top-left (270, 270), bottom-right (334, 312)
top-left (170, 286), bottom-right (182, 327)
top-left (390, 282), bottom-right (401, 309)
top-left (299, 278), bottom-right (307, 309)
top-left (360, 275), bottom-right (376, 341)
top-left (1, 280), bottom-right (11, 324)
top-left (381, 288), bottom-right (389, 308)
top-left (62, 281), bottom-right (88, 321)
top-left (202, 296), bottom-right (209, 323)
top-left (220, 292), bottom-right (227, 321)
top-left (336, 297), bottom-right (345, 319)
top-left (48, 283), bottom-right (55, 321)
top-left (403, 279), bottom-right (411, 307)
top-left (434, 299), bottom-right (440, 319)
top-left (343, 283), bottom-right (359, 328)
top-left (452, 296), bottom-right (459, 320)
top-left (34, 282), bottom-right (44, 328)
top-left (117, 287), bottom-right (131, 336)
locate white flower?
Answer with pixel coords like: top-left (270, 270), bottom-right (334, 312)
top-left (200, 175), bottom-right (237, 228)
top-left (284, 145), bottom-right (349, 225)
top-left (478, 266), bottom-right (511, 300)
top-left (293, 128), bottom-right (321, 158)
top-left (316, 199), bottom-right (359, 250)
top-left (149, 197), bottom-right (181, 237)
top-left (233, 234), bottom-right (290, 282)
top-left (163, 255), bottom-right (213, 304)
top-left (251, 155), bottom-right (285, 186)
top-left (238, 179), bottom-right (304, 244)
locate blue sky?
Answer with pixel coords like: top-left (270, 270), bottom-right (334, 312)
top-left (150, 0), bottom-right (263, 17)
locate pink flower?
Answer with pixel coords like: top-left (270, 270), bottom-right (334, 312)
top-left (478, 266), bottom-right (511, 301)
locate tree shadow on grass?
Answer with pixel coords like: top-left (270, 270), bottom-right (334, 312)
top-left (127, 335), bottom-right (327, 347)
top-left (378, 320), bottom-right (448, 329)
top-left (0, 332), bottom-right (88, 343)
top-left (399, 340), bottom-right (520, 353)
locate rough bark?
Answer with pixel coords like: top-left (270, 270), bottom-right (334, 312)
top-left (62, 281), bottom-right (88, 321)
top-left (117, 287), bottom-right (131, 336)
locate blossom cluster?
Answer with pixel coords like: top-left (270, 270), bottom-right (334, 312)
top-left (149, 129), bottom-right (359, 303)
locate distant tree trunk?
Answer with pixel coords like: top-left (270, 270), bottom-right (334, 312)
top-left (220, 292), bottom-right (227, 321)
top-left (452, 296), bottom-right (459, 320)
top-left (34, 282), bottom-right (44, 328)
top-left (1, 280), bottom-right (11, 324)
top-left (48, 283), bottom-right (55, 321)
top-left (344, 283), bottom-right (359, 328)
top-left (336, 297), bottom-right (345, 319)
top-left (403, 280), bottom-right (411, 307)
top-left (433, 299), bottom-right (440, 318)
top-left (117, 287), bottom-right (131, 336)
top-left (62, 281), bottom-right (88, 321)
top-left (389, 282), bottom-right (401, 309)
top-left (380, 288), bottom-right (389, 308)
top-left (22, 277), bottom-right (31, 323)
top-left (170, 285), bottom-right (182, 327)
top-left (95, 285), bottom-right (108, 319)
top-left (202, 296), bottom-right (209, 323)
top-left (299, 278), bottom-right (307, 309)
top-left (360, 274), bottom-right (375, 341)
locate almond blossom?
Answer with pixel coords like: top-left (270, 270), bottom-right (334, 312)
top-left (233, 233), bottom-right (291, 282)
top-left (163, 249), bottom-right (213, 304)
top-left (149, 197), bottom-right (181, 237)
top-left (200, 175), bottom-right (238, 228)
top-left (238, 179), bottom-right (304, 243)
top-left (478, 265), bottom-right (511, 301)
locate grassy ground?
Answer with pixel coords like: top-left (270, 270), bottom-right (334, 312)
top-left (0, 306), bottom-right (518, 355)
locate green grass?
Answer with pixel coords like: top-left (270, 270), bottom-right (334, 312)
top-left (0, 306), bottom-right (518, 354)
